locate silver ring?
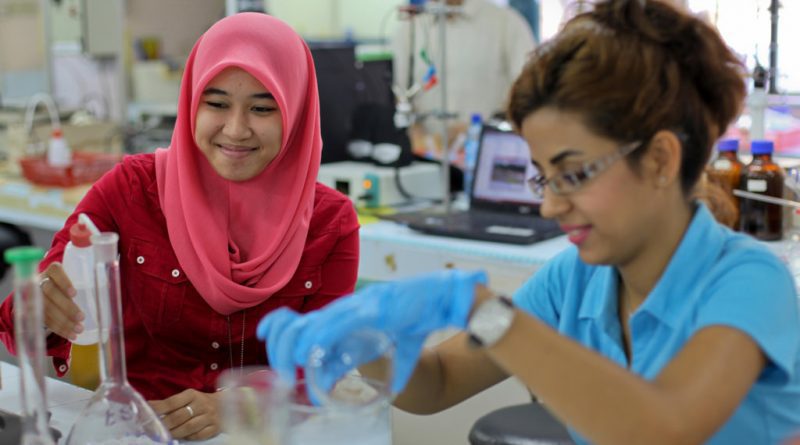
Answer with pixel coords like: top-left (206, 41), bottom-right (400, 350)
top-left (185, 405), bottom-right (194, 418)
top-left (39, 276), bottom-right (51, 288)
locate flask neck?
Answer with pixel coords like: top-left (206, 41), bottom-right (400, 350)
top-left (97, 259), bottom-right (128, 384)
top-left (14, 276), bottom-right (55, 443)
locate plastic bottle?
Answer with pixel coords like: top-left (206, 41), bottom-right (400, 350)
top-left (463, 113), bottom-right (482, 204)
top-left (707, 138), bottom-right (745, 207)
top-left (62, 223), bottom-right (98, 345)
top-left (46, 128), bottom-right (71, 167)
top-left (739, 140), bottom-right (785, 240)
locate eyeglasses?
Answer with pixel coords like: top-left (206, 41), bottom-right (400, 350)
top-left (527, 140), bottom-right (643, 199)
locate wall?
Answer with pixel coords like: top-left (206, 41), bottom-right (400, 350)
top-left (270, 0), bottom-right (401, 40)
top-left (126, 0), bottom-right (225, 60)
top-left (0, 0), bottom-right (47, 102)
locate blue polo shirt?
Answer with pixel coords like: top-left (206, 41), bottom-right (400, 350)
top-left (513, 204), bottom-right (800, 445)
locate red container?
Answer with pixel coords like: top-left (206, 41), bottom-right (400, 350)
top-left (20, 151), bottom-right (123, 187)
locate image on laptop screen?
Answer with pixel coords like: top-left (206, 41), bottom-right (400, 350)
top-left (472, 129), bottom-right (542, 205)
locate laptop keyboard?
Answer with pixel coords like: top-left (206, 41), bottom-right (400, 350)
top-left (466, 210), bottom-right (536, 228)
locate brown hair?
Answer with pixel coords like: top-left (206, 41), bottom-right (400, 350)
top-left (507, 0), bottom-right (746, 193)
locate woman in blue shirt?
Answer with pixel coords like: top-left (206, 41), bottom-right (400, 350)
top-left (258, 0), bottom-right (800, 443)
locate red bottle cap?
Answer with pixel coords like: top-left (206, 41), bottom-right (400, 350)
top-left (69, 223), bottom-right (92, 247)
top-left (52, 128), bottom-right (63, 138)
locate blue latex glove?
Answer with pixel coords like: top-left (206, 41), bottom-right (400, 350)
top-left (256, 269), bottom-right (488, 394)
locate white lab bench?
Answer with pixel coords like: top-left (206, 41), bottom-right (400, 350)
top-left (0, 362), bottom-right (228, 444)
top-left (357, 220), bottom-right (571, 444)
top-left (0, 361), bottom-right (92, 444)
top-left (358, 220), bottom-right (571, 295)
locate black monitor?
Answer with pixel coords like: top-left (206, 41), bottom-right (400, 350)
top-left (309, 42), bottom-right (396, 164)
top-left (309, 42), bottom-right (358, 164)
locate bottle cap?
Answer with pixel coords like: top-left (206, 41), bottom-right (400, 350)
top-left (51, 128), bottom-right (63, 138)
top-left (751, 140), bottom-right (774, 155)
top-left (4, 247), bottom-right (44, 277)
top-left (70, 223), bottom-right (92, 247)
top-left (717, 138), bottom-right (739, 152)
top-left (470, 113), bottom-right (481, 124)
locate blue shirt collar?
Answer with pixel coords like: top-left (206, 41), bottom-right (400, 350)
top-left (578, 203), bottom-right (725, 329)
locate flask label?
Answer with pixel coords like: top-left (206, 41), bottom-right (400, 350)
top-left (747, 179), bottom-right (768, 192)
top-left (713, 159), bottom-right (732, 170)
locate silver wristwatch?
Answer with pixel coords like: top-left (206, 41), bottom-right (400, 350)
top-left (467, 295), bottom-right (515, 348)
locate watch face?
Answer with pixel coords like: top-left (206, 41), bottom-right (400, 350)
top-left (467, 297), bottom-right (515, 348)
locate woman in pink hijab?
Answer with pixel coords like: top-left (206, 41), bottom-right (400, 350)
top-left (0, 13), bottom-right (360, 440)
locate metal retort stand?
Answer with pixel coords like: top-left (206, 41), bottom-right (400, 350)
top-left (393, 1), bottom-right (464, 214)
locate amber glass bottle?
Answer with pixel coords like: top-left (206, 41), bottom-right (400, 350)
top-left (708, 139), bottom-right (744, 193)
top-left (739, 140), bottom-right (785, 240)
top-left (708, 138), bottom-right (744, 213)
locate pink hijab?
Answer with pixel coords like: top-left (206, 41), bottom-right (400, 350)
top-left (154, 13), bottom-right (321, 315)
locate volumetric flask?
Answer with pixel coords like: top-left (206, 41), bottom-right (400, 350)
top-left (66, 232), bottom-right (172, 445)
top-left (218, 366), bottom-right (292, 445)
top-left (5, 247), bottom-right (56, 445)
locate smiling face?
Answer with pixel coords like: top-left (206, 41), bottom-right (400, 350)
top-left (194, 67), bottom-right (283, 182)
top-left (522, 107), bottom-right (661, 267)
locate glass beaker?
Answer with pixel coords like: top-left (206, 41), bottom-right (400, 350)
top-left (295, 328), bottom-right (395, 445)
top-left (219, 329), bottom-right (395, 445)
top-left (66, 232), bottom-right (172, 445)
top-left (287, 375), bottom-right (393, 445)
top-left (220, 367), bottom-right (393, 445)
top-left (218, 366), bottom-right (292, 445)
top-left (5, 247), bottom-right (56, 445)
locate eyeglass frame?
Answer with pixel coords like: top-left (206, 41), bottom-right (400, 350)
top-left (527, 139), bottom-right (646, 199)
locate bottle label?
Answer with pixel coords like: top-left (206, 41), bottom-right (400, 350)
top-left (713, 159), bottom-right (732, 170)
top-left (747, 179), bottom-right (768, 193)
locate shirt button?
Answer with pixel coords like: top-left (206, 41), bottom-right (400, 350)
top-left (171, 269), bottom-right (180, 278)
top-left (136, 256), bottom-right (145, 264)
top-left (210, 363), bottom-right (218, 370)
top-left (304, 280), bottom-right (313, 289)
top-left (211, 341), bottom-right (220, 349)
top-left (58, 364), bottom-right (68, 373)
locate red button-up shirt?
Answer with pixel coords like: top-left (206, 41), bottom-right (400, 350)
top-left (0, 154), bottom-right (360, 399)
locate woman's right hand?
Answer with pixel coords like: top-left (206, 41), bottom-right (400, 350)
top-left (39, 262), bottom-right (83, 341)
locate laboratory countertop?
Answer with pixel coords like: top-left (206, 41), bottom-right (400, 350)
top-left (0, 361), bottom-right (227, 445)
top-left (0, 170), bottom-right (88, 231)
top-left (360, 219), bottom-right (570, 266)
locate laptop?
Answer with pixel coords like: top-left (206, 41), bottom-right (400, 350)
top-left (385, 125), bottom-right (562, 245)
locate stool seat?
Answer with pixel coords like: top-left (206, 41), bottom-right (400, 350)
top-left (468, 402), bottom-right (575, 445)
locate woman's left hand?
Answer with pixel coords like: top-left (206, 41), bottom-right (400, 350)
top-left (148, 388), bottom-right (223, 441)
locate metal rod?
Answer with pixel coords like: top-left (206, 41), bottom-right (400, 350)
top-left (437, 3), bottom-right (450, 213)
top-left (768, 0), bottom-right (779, 94)
top-left (733, 189), bottom-right (800, 209)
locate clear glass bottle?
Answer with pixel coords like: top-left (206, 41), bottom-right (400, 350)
top-left (4, 246), bottom-right (56, 445)
top-left (66, 232), bottom-right (171, 445)
top-left (463, 113), bottom-right (482, 204)
top-left (739, 140), bottom-right (785, 240)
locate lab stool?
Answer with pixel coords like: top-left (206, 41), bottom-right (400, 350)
top-left (468, 402), bottom-right (575, 445)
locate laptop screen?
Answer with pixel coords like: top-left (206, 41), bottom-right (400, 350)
top-left (471, 127), bottom-right (542, 207)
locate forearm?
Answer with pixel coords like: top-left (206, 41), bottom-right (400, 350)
top-left (391, 347), bottom-right (447, 414)
top-left (394, 332), bottom-right (509, 415)
top-left (485, 312), bottom-right (735, 445)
